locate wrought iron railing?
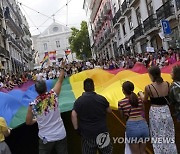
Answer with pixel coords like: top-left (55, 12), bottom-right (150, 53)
top-left (134, 24), bottom-right (144, 39)
top-left (121, 0), bottom-right (128, 13)
top-left (156, 0), bottom-right (175, 21)
top-left (143, 14), bottom-right (157, 32)
top-left (112, 9), bottom-right (121, 25)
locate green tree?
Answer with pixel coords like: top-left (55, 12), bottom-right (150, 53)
top-left (69, 21), bottom-right (91, 60)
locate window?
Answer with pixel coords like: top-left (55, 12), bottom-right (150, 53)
top-left (122, 23), bottom-right (126, 36)
top-left (128, 16), bottom-right (133, 29)
top-left (146, 0), bottom-right (154, 16)
top-left (118, 29), bottom-right (121, 40)
top-left (43, 43), bottom-right (47, 50)
top-left (53, 27), bottom-right (59, 32)
top-left (56, 40), bottom-right (60, 48)
top-left (113, 3), bottom-right (116, 14)
top-left (136, 7), bottom-right (142, 25)
top-left (162, 0), bottom-right (168, 4)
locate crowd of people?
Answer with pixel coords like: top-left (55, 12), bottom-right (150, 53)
top-left (32, 48), bottom-right (180, 81)
top-left (0, 47), bottom-right (179, 91)
top-left (0, 72), bottom-right (32, 91)
top-left (0, 48), bottom-right (180, 154)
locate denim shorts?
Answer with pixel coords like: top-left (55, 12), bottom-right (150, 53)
top-left (126, 120), bottom-right (149, 140)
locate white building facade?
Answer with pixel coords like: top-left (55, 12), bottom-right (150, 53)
top-left (83, 0), bottom-right (116, 60)
top-left (111, 0), bottom-right (180, 55)
top-left (32, 22), bottom-right (75, 67)
top-left (1, 0), bottom-right (33, 74)
top-left (84, 0), bottom-right (180, 59)
top-left (0, 0), bottom-right (10, 75)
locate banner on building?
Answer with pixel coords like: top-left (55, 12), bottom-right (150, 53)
top-left (48, 51), bottom-right (56, 60)
top-left (146, 47), bottom-right (155, 53)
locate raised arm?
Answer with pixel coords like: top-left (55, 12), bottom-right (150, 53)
top-left (53, 60), bottom-right (65, 95)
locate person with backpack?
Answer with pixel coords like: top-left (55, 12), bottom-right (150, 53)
top-left (169, 65), bottom-right (180, 122)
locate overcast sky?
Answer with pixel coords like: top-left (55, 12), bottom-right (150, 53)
top-left (18, 0), bottom-right (87, 35)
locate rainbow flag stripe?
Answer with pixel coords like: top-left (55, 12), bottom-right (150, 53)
top-left (0, 62), bottom-right (179, 128)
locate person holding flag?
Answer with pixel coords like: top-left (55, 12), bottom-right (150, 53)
top-left (40, 52), bottom-right (50, 68)
top-left (26, 60), bottom-right (68, 154)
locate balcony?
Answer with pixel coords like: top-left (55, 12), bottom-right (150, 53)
top-left (0, 46), bottom-right (10, 59)
top-left (143, 14), bottom-right (158, 33)
top-left (28, 53), bottom-right (33, 61)
top-left (7, 34), bottom-right (22, 51)
top-left (0, 7), bottom-right (3, 18)
top-left (129, 0), bottom-right (139, 7)
top-left (23, 52), bottom-right (29, 61)
top-left (6, 0), bottom-right (22, 24)
top-left (134, 24), bottom-right (144, 40)
top-left (176, 0), bottom-right (180, 11)
top-left (101, 10), bottom-right (108, 21)
top-left (104, 2), bottom-right (111, 14)
top-left (112, 9), bottom-right (121, 26)
top-left (96, 17), bottom-right (102, 26)
top-left (26, 38), bottom-right (32, 47)
top-left (156, 0), bottom-right (175, 21)
top-left (23, 25), bottom-right (31, 36)
top-left (121, 0), bottom-right (128, 14)
top-left (4, 9), bottom-right (23, 36)
top-left (0, 27), bottom-right (7, 38)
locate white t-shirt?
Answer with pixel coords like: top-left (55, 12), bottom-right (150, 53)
top-left (43, 73), bottom-right (47, 80)
top-left (56, 71), bottom-right (60, 77)
top-left (30, 89), bottom-right (66, 141)
top-left (39, 73), bottom-right (43, 80)
top-left (48, 71), bottom-right (53, 79)
top-left (0, 82), bottom-right (3, 88)
top-left (36, 74), bottom-right (40, 81)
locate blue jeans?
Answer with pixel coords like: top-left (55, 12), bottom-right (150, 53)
top-left (126, 120), bottom-right (149, 141)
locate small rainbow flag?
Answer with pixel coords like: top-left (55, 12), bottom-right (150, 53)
top-left (65, 49), bottom-right (71, 56)
top-left (40, 52), bottom-right (49, 68)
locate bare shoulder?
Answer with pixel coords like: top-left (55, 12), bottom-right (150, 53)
top-left (145, 85), bottom-right (150, 91)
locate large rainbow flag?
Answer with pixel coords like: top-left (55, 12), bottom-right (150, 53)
top-left (0, 62), bottom-right (179, 128)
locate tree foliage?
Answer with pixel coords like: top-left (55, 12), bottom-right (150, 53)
top-left (69, 21), bottom-right (91, 60)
